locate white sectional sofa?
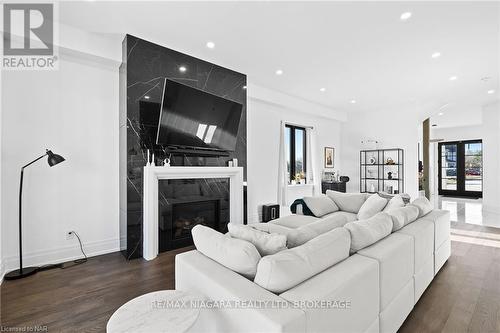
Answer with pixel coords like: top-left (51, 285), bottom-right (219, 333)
top-left (175, 192), bottom-right (450, 333)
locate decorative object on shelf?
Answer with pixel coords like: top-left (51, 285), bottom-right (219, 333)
top-left (4, 149), bottom-right (65, 280)
top-left (394, 190), bottom-right (399, 194)
top-left (232, 158), bottom-right (238, 167)
top-left (151, 153), bottom-right (156, 166)
top-left (228, 160), bottom-right (234, 167)
top-left (163, 154), bottom-right (171, 167)
top-left (324, 147), bottom-right (334, 168)
top-left (339, 176), bottom-right (350, 183)
top-left (360, 148), bottom-right (404, 194)
top-left (386, 185), bottom-right (394, 194)
top-left (323, 171), bottom-right (335, 181)
top-left (146, 149), bottom-right (151, 166)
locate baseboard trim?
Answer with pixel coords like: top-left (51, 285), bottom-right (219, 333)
top-left (2, 238), bottom-right (120, 275)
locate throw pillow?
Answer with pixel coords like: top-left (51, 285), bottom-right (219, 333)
top-left (383, 195), bottom-right (405, 212)
top-left (302, 195), bottom-right (339, 217)
top-left (343, 212), bottom-right (393, 252)
top-left (228, 223), bottom-right (287, 256)
top-left (357, 194), bottom-right (388, 220)
top-left (387, 205), bottom-right (420, 231)
top-left (191, 225), bottom-right (261, 279)
top-left (409, 197), bottom-right (433, 217)
top-left (325, 191), bottom-right (369, 213)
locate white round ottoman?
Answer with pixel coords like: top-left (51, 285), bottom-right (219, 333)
top-left (107, 290), bottom-right (200, 333)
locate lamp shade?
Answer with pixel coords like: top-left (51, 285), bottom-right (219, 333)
top-left (46, 150), bottom-right (65, 167)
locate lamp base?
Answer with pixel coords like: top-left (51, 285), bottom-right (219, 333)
top-left (4, 267), bottom-right (38, 280)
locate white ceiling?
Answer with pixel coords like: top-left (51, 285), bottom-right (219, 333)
top-left (59, 1), bottom-right (499, 122)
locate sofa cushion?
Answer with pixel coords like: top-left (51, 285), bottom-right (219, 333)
top-left (396, 218), bottom-right (434, 273)
top-left (191, 225), bottom-right (261, 279)
top-left (383, 195), bottom-right (405, 212)
top-left (387, 206), bottom-right (420, 231)
top-left (357, 194), bottom-right (388, 220)
top-left (344, 213), bottom-right (393, 252)
top-left (419, 209), bottom-right (451, 250)
top-left (326, 191), bottom-right (368, 213)
top-left (409, 197), bottom-right (433, 218)
top-left (252, 214), bottom-right (348, 248)
top-left (269, 214), bottom-right (318, 229)
top-left (321, 211), bottom-right (358, 223)
top-left (279, 255), bottom-right (380, 333)
top-left (357, 233), bottom-right (414, 310)
top-left (254, 228), bottom-right (351, 293)
top-left (303, 195), bottom-right (339, 217)
top-left (228, 223), bottom-right (287, 256)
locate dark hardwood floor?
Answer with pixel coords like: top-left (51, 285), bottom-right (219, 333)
top-left (1, 223), bottom-right (499, 333)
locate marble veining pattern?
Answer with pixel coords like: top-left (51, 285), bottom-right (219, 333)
top-left (120, 35), bottom-right (247, 258)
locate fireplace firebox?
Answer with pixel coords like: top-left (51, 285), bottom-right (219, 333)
top-left (158, 178), bottom-right (229, 252)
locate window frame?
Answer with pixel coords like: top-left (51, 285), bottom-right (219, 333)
top-left (285, 124), bottom-right (307, 184)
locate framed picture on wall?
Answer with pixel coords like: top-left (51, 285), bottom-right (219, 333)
top-left (324, 147), bottom-right (334, 168)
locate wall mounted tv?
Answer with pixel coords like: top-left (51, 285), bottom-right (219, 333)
top-left (156, 79), bottom-right (243, 153)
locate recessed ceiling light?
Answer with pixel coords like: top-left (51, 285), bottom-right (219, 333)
top-left (350, 100), bottom-right (357, 104)
top-left (431, 52), bottom-right (441, 59)
top-left (449, 76), bottom-right (457, 81)
top-left (206, 41), bottom-right (215, 49)
top-left (144, 95), bottom-right (150, 100)
top-left (438, 112), bottom-right (444, 116)
top-left (400, 12), bottom-right (412, 21)
top-left (275, 69), bottom-right (283, 75)
top-left (487, 89), bottom-right (495, 94)
top-left (432, 124), bottom-right (438, 127)
top-left (319, 87), bottom-right (326, 92)
top-left (179, 66), bottom-right (187, 73)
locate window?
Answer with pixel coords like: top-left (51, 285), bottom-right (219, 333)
top-left (285, 125), bottom-right (307, 184)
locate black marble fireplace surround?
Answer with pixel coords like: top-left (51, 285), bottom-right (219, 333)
top-left (119, 35), bottom-right (247, 259)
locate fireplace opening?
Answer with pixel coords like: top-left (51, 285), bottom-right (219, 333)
top-left (172, 200), bottom-right (219, 241)
top-left (158, 178), bottom-right (230, 252)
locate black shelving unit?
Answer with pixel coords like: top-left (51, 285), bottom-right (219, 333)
top-left (360, 148), bottom-right (404, 194)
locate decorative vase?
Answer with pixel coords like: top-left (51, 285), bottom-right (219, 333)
top-left (387, 172), bottom-right (393, 180)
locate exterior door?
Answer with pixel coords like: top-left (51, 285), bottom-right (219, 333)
top-left (438, 140), bottom-right (482, 198)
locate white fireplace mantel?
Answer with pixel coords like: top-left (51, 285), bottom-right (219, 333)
top-left (143, 166), bottom-right (244, 260)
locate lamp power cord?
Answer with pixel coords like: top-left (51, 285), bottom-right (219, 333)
top-left (38, 230), bottom-right (88, 271)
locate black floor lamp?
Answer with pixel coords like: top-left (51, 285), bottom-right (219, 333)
top-left (4, 149), bottom-right (65, 280)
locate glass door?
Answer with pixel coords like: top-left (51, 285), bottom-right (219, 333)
top-left (438, 140), bottom-right (482, 197)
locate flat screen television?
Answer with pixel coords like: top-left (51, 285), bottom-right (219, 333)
top-left (156, 79), bottom-right (243, 152)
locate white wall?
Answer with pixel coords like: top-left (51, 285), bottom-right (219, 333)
top-left (247, 94), bottom-right (343, 223)
top-left (482, 101), bottom-right (500, 213)
top-left (341, 109), bottom-right (421, 200)
top-left (431, 125), bottom-right (483, 142)
top-left (1, 51), bottom-right (120, 272)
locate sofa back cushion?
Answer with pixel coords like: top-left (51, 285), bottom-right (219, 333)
top-left (326, 191), bottom-right (368, 213)
top-left (357, 194), bottom-right (388, 220)
top-left (191, 225), bottom-right (261, 279)
top-left (254, 228), bottom-right (351, 293)
top-left (409, 197), bottom-right (433, 217)
top-left (344, 212), bottom-right (393, 252)
top-left (383, 195), bottom-right (405, 212)
top-left (302, 195), bottom-right (339, 217)
top-left (228, 223), bottom-right (287, 256)
top-left (387, 206), bottom-right (420, 231)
